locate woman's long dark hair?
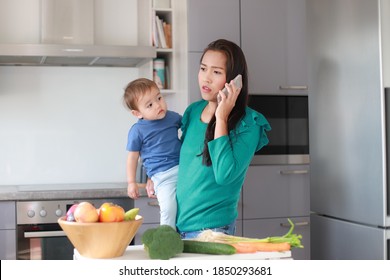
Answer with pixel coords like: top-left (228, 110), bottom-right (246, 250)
top-left (200, 39), bottom-right (249, 166)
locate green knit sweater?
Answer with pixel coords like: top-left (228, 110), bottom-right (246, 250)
top-left (176, 100), bottom-right (271, 232)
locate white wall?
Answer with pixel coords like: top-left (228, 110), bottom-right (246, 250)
top-left (0, 66), bottom-right (139, 185)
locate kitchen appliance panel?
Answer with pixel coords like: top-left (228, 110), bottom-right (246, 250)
top-left (308, 0), bottom-right (386, 227)
top-left (311, 214), bottom-right (388, 260)
top-left (248, 95), bottom-right (309, 165)
top-left (307, 0), bottom-right (390, 259)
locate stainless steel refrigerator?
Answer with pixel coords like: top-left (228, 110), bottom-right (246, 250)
top-left (307, 0), bottom-right (390, 259)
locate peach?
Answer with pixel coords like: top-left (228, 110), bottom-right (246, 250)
top-left (74, 201), bottom-right (99, 223)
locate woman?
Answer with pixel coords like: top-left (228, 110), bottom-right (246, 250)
top-left (148, 39), bottom-right (271, 238)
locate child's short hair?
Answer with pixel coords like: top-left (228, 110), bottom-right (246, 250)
top-left (123, 78), bottom-right (159, 110)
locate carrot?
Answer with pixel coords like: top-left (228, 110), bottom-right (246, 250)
top-left (229, 243), bottom-right (258, 253)
top-left (231, 242), bottom-right (290, 253)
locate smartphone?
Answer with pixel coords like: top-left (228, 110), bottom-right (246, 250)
top-left (217, 74), bottom-right (243, 103)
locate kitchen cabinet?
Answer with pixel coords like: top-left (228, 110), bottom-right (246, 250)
top-left (241, 0), bottom-right (308, 95)
top-left (187, 0), bottom-right (240, 52)
top-left (133, 197), bottom-right (160, 245)
top-left (243, 165), bottom-right (309, 219)
top-left (0, 201), bottom-right (16, 260)
top-left (242, 165), bottom-right (310, 259)
top-left (186, 0), bottom-right (240, 104)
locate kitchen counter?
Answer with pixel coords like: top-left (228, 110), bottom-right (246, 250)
top-left (0, 183), bottom-right (146, 201)
top-left (74, 245), bottom-right (292, 260)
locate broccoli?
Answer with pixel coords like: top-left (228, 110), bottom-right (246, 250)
top-left (141, 225), bottom-right (184, 260)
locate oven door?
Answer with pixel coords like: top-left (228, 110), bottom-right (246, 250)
top-left (17, 224), bottom-right (74, 260)
top-left (248, 95), bottom-right (309, 165)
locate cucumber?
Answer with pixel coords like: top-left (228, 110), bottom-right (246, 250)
top-left (183, 240), bottom-right (236, 255)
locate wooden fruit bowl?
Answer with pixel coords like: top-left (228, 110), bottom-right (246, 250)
top-left (58, 215), bottom-right (143, 259)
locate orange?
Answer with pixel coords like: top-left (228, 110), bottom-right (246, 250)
top-left (98, 202), bottom-right (125, 222)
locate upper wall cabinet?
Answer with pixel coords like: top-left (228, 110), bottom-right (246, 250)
top-left (241, 0), bottom-right (308, 95)
top-left (186, 0), bottom-right (240, 104)
top-left (187, 0), bottom-right (240, 52)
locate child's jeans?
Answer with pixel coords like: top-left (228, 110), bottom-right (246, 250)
top-left (151, 165), bottom-right (178, 230)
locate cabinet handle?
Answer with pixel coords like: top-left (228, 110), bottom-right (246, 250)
top-left (279, 85), bottom-right (308, 90)
top-left (24, 231), bottom-right (66, 238)
top-left (280, 170), bottom-right (309, 175)
top-left (147, 200), bottom-right (160, 207)
top-left (280, 221), bottom-right (310, 228)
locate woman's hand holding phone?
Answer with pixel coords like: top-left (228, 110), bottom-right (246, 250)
top-left (216, 74), bottom-right (242, 117)
top-left (217, 74), bottom-right (242, 104)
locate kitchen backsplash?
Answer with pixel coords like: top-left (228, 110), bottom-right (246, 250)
top-left (0, 66), bottom-right (139, 185)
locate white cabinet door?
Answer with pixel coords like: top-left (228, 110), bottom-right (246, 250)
top-left (241, 0), bottom-right (307, 95)
top-left (243, 165), bottom-right (310, 219)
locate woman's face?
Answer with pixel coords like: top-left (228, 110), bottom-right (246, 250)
top-left (198, 50), bottom-right (227, 102)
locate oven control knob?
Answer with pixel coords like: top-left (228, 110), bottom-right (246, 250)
top-left (55, 209), bottom-right (63, 217)
top-left (39, 209), bottom-right (47, 217)
top-left (27, 210), bottom-right (35, 218)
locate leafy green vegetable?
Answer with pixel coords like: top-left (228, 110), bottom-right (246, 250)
top-left (195, 218), bottom-right (303, 248)
top-left (141, 225), bottom-right (184, 260)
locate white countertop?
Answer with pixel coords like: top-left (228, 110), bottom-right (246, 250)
top-left (74, 245), bottom-right (292, 260)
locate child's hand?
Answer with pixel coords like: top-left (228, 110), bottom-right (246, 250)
top-left (146, 178), bottom-right (156, 198)
top-left (127, 182), bottom-right (139, 199)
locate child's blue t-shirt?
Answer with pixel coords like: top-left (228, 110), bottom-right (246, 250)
top-left (126, 110), bottom-right (182, 177)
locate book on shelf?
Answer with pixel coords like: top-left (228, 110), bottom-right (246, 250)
top-left (155, 15), bottom-right (167, 49)
top-left (152, 14), bottom-right (159, 48)
top-left (165, 64), bottom-right (170, 89)
top-left (163, 22), bottom-right (172, 49)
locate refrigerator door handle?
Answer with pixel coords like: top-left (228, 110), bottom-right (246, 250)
top-left (280, 221), bottom-right (310, 228)
top-left (279, 85), bottom-right (308, 90)
top-left (385, 88), bottom-right (390, 217)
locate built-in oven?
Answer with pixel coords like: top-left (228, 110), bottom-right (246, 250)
top-left (16, 198), bottom-right (132, 260)
top-left (248, 95), bottom-right (309, 165)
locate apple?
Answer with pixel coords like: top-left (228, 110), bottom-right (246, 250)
top-left (73, 201), bottom-right (99, 223)
top-left (66, 203), bottom-right (79, 222)
top-left (98, 202), bottom-right (125, 222)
